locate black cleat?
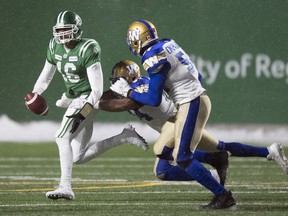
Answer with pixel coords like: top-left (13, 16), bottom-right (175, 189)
top-left (205, 151), bottom-right (229, 185)
top-left (201, 190), bottom-right (236, 209)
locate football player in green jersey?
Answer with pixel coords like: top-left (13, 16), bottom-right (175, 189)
top-left (30, 11), bottom-right (148, 200)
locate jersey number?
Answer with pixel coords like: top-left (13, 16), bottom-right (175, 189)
top-left (176, 51), bottom-right (196, 74)
top-left (57, 62), bottom-right (80, 83)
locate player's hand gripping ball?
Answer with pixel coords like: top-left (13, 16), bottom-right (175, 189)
top-left (24, 92), bottom-right (49, 116)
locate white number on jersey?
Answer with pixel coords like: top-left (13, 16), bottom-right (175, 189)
top-left (56, 62), bottom-right (80, 83)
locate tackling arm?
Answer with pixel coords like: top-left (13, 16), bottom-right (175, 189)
top-left (129, 70), bottom-right (168, 106)
top-left (99, 92), bottom-right (143, 112)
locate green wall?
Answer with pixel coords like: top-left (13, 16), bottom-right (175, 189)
top-left (0, 0), bottom-right (287, 123)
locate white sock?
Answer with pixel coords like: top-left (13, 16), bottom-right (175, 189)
top-left (56, 138), bottom-right (73, 188)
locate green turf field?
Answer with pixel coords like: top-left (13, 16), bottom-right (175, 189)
top-left (0, 142), bottom-right (287, 216)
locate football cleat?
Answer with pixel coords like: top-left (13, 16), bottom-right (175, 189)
top-left (201, 190), bottom-right (236, 210)
top-left (46, 186), bottom-right (75, 200)
top-left (267, 143), bottom-right (288, 174)
top-left (206, 151), bottom-right (229, 185)
top-left (121, 124), bottom-right (149, 151)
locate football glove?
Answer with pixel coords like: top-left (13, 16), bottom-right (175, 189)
top-left (110, 77), bottom-right (132, 97)
top-left (66, 102), bottom-right (93, 133)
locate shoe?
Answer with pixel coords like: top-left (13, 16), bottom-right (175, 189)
top-left (201, 190), bottom-right (236, 209)
top-left (46, 186), bottom-right (75, 200)
top-left (209, 169), bottom-right (220, 184)
top-left (121, 124), bottom-right (149, 151)
top-left (267, 143), bottom-right (288, 174)
top-left (206, 151), bottom-right (229, 185)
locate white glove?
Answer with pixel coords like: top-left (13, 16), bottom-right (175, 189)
top-left (69, 97), bottom-right (87, 109)
top-left (110, 77), bottom-right (132, 97)
top-left (56, 93), bottom-right (73, 108)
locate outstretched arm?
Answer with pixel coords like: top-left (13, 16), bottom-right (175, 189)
top-left (99, 90), bottom-right (143, 112)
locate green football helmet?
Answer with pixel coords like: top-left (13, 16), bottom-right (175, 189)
top-left (53, 11), bottom-right (83, 44)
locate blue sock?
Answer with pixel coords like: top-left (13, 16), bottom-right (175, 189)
top-left (185, 159), bottom-right (226, 195)
top-left (156, 159), bottom-right (194, 181)
top-left (218, 141), bottom-right (269, 157)
top-left (193, 150), bottom-right (209, 163)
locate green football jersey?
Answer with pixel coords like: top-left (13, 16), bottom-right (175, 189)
top-left (47, 38), bottom-right (101, 98)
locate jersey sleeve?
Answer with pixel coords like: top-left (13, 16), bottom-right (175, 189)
top-left (46, 39), bottom-right (56, 65)
top-left (142, 44), bottom-right (170, 75)
top-left (130, 70), bottom-right (168, 106)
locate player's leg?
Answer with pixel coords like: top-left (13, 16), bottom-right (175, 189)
top-left (218, 139), bottom-right (288, 173)
top-left (198, 130), bottom-right (288, 174)
top-left (153, 157), bottom-right (220, 183)
top-left (174, 96), bottom-right (235, 209)
top-left (154, 118), bottom-right (228, 184)
top-left (46, 107), bottom-right (79, 200)
top-left (76, 124), bottom-right (148, 164)
top-left (71, 116), bottom-right (94, 164)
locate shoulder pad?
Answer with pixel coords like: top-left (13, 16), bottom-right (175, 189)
top-left (79, 39), bottom-right (100, 58)
top-left (142, 41), bottom-right (169, 73)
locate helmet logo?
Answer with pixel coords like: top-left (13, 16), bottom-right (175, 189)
top-left (75, 15), bottom-right (82, 26)
top-left (128, 28), bottom-right (140, 41)
top-left (126, 64), bottom-right (139, 76)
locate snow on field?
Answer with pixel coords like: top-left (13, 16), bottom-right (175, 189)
top-left (1, 115), bottom-right (288, 146)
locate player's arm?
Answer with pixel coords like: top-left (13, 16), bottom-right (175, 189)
top-left (100, 95), bottom-right (143, 112)
top-left (86, 62), bottom-right (103, 108)
top-left (110, 51), bottom-right (170, 106)
top-left (128, 69), bottom-right (168, 106)
top-left (32, 60), bottom-right (56, 95)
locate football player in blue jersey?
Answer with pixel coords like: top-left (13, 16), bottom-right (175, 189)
top-left (30, 12), bottom-right (148, 201)
top-left (99, 60), bottom-right (288, 182)
top-left (110, 20), bottom-right (236, 209)
top-left (110, 19), bottom-right (288, 209)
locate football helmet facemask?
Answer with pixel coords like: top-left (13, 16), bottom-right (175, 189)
top-left (53, 11), bottom-right (83, 44)
top-left (110, 60), bottom-right (141, 84)
top-left (126, 20), bottom-right (158, 56)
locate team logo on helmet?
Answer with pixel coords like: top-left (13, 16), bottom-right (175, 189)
top-left (127, 20), bottom-right (158, 56)
top-left (126, 63), bottom-right (140, 77)
top-left (110, 60), bottom-right (141, 84)
top-left (128, 28), bottom-right (141, 41)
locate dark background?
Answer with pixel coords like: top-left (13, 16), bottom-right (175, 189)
top-left (0, 0), bottom-right (287, 123)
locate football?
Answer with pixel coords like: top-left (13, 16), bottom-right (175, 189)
top-left (24, 92), bottom-right (49, 116)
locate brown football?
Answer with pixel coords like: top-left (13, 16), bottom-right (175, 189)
top-left (24, 92), bottom-right (49, 116)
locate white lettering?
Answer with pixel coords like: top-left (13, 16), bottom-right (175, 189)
top-left (241, 53), bottom-right (252, 78)
top-left (190, 52), bottom-right (288, 84)
top-left (191, 55), bottom-right (221, 85)
top-left (271, 60), bottom-right (285, 79)
top-left (206, 61), bottom-right (221, 85)
top-left (256, 54), bottom-right (271, 78)
top-left (225, 60), bottom-right (240, 79)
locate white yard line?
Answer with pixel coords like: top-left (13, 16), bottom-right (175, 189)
top-left (1, 201), bottom-right (288, 208)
